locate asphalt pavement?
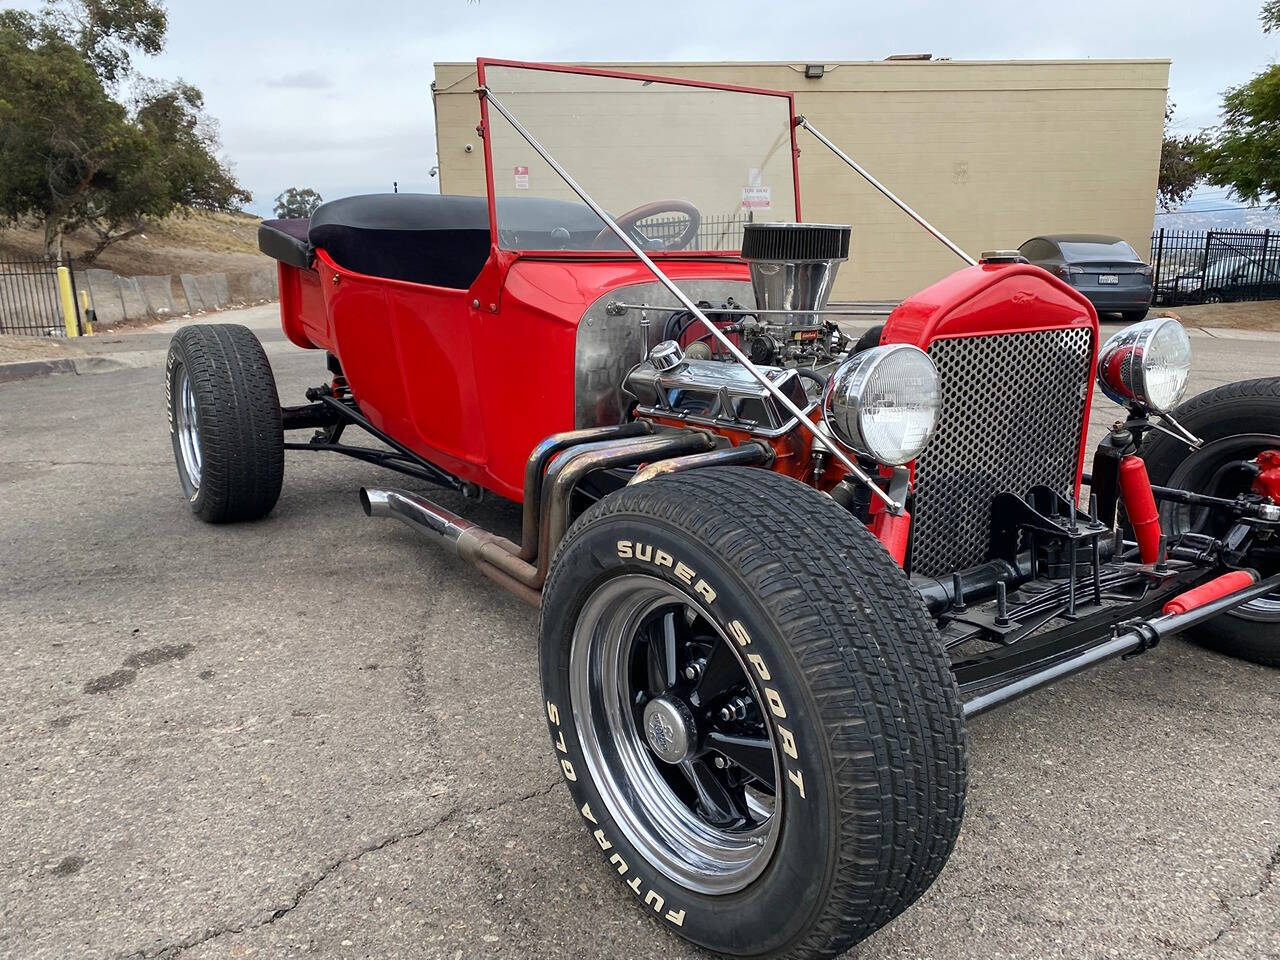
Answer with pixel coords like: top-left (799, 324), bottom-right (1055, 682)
top-left (0, 306), bottom-right (1277, 959)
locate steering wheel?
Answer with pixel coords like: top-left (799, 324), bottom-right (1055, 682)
top-left (593, 200), bottom-right (702, 251)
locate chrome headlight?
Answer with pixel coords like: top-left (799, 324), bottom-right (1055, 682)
top-left (1097, 317), bottom-right (1191, 413)
top-left (824, 344), bottom-right (940, 465)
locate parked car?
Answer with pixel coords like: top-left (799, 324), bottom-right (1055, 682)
top-left (1155, 253), bottom-right (1280, 306)
top-left (1018, 234), bottom-right (1153, 320)
top-left (170, 60), bottom-right (1280, 960)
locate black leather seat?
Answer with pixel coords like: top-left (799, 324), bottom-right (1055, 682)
top-left (257, 193), bottom-right (606, 290)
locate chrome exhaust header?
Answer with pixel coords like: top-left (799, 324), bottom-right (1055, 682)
top-left (360, 426), bottom-right (717, 607)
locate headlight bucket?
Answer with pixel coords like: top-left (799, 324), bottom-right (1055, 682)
top-left (823, 344), bottom-right (940, 465)
top-left (1097, 317), bottom-right (1192, 413)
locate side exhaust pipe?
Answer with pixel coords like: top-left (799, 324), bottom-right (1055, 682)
top-left (361, 487), bottom-right (543, 607)
top-left (360, 427), bottom-right (717, 607)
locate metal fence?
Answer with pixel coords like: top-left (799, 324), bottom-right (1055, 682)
top-left (0, 255), bottom-right (75, 336)
top-left (637, 212), bottom-right (755, 251)
top-left (1151, 228), bottom-right (1280, 306)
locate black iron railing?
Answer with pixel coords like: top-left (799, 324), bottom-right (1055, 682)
top-left (0, 255), bottom-right (73, 336)
top-left (1151, 228), bottom-right (1280, 306)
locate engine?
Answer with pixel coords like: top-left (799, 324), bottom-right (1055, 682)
top-left (657, 222), bottom-right (856, 376)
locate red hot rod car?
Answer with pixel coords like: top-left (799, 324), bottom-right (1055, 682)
top-left (165, 61), bottom-right (1280, 959)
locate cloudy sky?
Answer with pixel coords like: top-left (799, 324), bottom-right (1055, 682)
top-left (14, 0), bottom-right (1279, 215)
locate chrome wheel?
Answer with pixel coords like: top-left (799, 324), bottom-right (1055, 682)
top-left (569, 575), bottom-right (780, 894)
top-left (175, 365), bottom-right (203, 489)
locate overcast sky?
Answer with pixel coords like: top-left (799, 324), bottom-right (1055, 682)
top-left (14, 0), bottom-right (1279, 215)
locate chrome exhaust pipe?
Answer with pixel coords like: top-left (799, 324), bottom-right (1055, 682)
top-left (360, 487), bottom-right (476, 550)
top-left (360, 486), bottom-right (542, 607)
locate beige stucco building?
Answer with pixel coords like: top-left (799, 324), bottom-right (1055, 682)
top-left (432, 59), bottom-right (1169, 301)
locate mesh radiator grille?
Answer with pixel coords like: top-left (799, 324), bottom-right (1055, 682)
top-left (910, 327), bottom-right (1095, 577)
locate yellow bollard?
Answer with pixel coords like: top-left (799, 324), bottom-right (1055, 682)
top-left (56, 265), bottom-right (79, 337)
top-left (79, 289), bottom-right (94, 335)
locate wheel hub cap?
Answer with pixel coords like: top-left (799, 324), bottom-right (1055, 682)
top-left (643, 697), bottom-right (694, 764)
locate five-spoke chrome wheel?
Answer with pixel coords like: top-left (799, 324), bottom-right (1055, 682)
top-left (569, 575), bottom-right (780, 894)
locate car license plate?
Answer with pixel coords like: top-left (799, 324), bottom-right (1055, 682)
top-left (1099, 274), bottom-right (1119, 285)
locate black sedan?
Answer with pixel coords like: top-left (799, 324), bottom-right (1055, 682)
top-left (1018, 234), bottom-right (1153, 320)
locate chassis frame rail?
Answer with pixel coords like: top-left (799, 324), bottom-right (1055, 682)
top-left (960, 571), bottom-right (1280, 717)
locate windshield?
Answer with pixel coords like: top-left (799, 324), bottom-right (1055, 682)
top-left (1058, 240), bottom-right (1140, 262)
top-left (477, 61), bottom-right (799, 254)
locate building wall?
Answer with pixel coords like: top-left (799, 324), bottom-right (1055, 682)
top-left (433, 59), bottom-right (1169, 301)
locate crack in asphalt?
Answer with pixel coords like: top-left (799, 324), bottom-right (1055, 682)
top-left (1163, 839), bottom-right (1280, 957)
top-left (114, 779), bottom-right (562, 960)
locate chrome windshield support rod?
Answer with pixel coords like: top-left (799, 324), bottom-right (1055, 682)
top-left (796, 116), bottom-right (977, 267)
top-left (604, 301), bottom-right (899, 317)
top-left (480, 87), bottom-right (902, 513)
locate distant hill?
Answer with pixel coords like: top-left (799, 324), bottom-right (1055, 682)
top-left (0, 210), bottom-right (268, 277)
top-left (1154, 204), bottom-right (1280, 233)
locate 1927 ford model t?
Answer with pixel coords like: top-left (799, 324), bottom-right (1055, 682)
top-left (165, 61), bottom-right (1280, 959)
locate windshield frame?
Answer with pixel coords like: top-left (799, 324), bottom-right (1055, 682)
top-left (474, 58), bottom-right (803, 258)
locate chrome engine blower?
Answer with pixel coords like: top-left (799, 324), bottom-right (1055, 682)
top-left (662, 222), bottom-right (855, 373)
top-left (738, 221), bottom-right (853, 369)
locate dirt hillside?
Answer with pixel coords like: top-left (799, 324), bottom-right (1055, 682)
top-left (0, 210), bottom-right (269, 277)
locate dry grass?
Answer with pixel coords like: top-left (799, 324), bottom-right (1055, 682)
top-left (0, 210), bottom-right (269, 278)
top-left (1162, 300), bottom-right (1280, 332)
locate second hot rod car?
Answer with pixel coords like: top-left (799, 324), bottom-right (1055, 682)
top-left (165, 61), bottom-right (1280, 959)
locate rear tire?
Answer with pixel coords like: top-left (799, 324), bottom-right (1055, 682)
top-left (166, 324), bottom-right (284, 523)
top-left (1142, 377), bottom-right (1280, 667)
top-left (1122, 308), bottom-right (1150, 322)
top-left (539, 467), bottom-right (966, 959)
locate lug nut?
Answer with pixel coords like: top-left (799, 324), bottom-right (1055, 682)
top-left (683, 659), bottom-right (705, 682)
top-left (713, 756), bottom-right (727, 769)
top-left (718, 696), bottom-right (750, 723)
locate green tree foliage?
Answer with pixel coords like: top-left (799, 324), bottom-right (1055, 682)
top-left (1158, 103), bottom-right (1202, 210)
top-left (0, 1), bottom-right (250, 260)
top-left (274, 187), bottom-right (323, 219)
top-left (1194, 3), bottom-right (1280, 206)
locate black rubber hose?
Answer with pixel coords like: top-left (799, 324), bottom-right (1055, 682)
top-left (795, 367), bottom-right (830, 393)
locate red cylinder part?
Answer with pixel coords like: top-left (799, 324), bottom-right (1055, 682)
top-left (1252, 449), bottom-right (1280, 503)
top-left (1162, 570), bottom-right (1259, 616)
top-left (1119, 455), bottom-right (1162, 564)
top-left (871, 509), bottom-right (911, 568)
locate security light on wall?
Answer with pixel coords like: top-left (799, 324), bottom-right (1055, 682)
top-left (804, 64), bottom-right (825, 79)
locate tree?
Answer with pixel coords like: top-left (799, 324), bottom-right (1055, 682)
top-left (274, 187), bottom-right (323, 219)
top-left (0, 1), bottom-right (250, 260)
top-left (1158, 103), bottom-right (1202, 210)
top-left (1193, 3), bottom-right (1280, 206)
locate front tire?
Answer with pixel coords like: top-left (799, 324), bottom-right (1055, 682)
top-left (166, 324), bottom-right (284, 523)
top-left (1143, 377), bottom-right (1280, 666)
top-left (539, 467), bottom-right (966, 959)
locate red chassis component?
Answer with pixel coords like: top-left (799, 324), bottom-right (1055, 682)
top-left (1253, 449), bottom-right (1280, 503)
top-left (1119, 454), bottom-right (1164, 564)
top-left (1163, 570), bottom-right (1260, 616)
